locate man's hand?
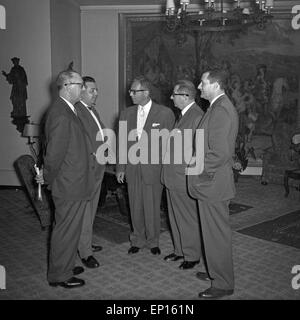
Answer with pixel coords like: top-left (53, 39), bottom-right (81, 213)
top-left (35, 168), bottom-right (44, 185)
top-left (116, 171), bottom-right (125, 184)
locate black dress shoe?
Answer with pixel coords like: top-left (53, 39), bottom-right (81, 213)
top-left (164, 253), bottom-right (184, 262)
top-left (198, 287), bottom-right (234, 299)
top-left (128, 246), bottom-right (140, 254)
top-left (81, 256), bottom-right (100, 268)
top-left (73, 266), bottom-right (84, 276)
top-left (150, 247), bottom-right (161, 255)
top-left (179, 260), bottom-right (199, 270)
top-left (49, 277), bottom-right (85, 289)
top-left (195, 271), bottom-right (211, 281)
top-left (92, 244), bottom-right (103, 252)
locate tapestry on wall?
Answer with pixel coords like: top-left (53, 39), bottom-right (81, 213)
top-left (121, 14), bottom-right (300, 181)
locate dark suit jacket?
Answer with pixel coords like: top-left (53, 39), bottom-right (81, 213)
top-left (187, 94), bottom-right (239, 201)
top-left (75, 101), bottom-right (106, 182)
top-left (162, 103), bottom-right (204, 192)
top-left (43, 97), bottom-right (95, 200)
top-left (116, 101), bottom-right (175, 185)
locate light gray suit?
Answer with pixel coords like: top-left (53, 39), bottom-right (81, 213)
top-left (117, 102), bottom-right (175, 248)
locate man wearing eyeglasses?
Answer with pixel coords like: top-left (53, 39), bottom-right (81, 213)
top-left (161, 80), bottom-right (204, 270)
top-left (75, 76), bottom-right (106, 269)
top-left (38, 70), bottom-right (95, 289)
top-left (116, 75), bottom-right (175, 255)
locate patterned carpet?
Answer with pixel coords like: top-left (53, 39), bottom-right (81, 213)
top-left (94, 195), bottom-right (252, 244)
top-left (1, 177), bottom-right (300, 300)
top-left (238, 210), bottom-right (300, 249)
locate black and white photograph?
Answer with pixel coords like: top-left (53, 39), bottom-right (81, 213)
top-left (0, 0), bottom-right (300, 305)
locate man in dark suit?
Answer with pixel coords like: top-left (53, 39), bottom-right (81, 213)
top-left (187, 69), bottom-right (239, 299)
top-left (116, 76), bottom-right (175, 255)
top-left (162, 80), bottom-right (203, 270)
top-left (38, 70), bottom-right (95, 289)
top-left (75, 76), bottom-right (106, 269)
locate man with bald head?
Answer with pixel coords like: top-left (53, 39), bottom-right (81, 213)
top-left (40, 70), bottom-right (95, 288)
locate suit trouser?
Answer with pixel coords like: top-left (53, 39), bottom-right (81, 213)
top-left (197, 200), bottom-right (234, 290)
top-left (47, 197), bottom-right (88, 283)
top-left (78, 174), bottom-right (104, 259)
top-left (127, 165), bottom-right (163, 248)
top-left (166, 189), bottom-right (202, 261)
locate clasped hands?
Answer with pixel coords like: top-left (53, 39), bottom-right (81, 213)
top-left (116, 171), bottom-right (125, 184)
top-left (35, 168), bottom-right (44, 185)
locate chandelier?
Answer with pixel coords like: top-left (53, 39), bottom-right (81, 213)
top-left (165, 0), bottom-right (274, 32)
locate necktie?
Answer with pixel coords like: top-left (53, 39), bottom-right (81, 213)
top-left (140, 106), bottom-right (145, 118)
top-left (88, 105), bottom-right (95, 113)
top-left (176, 112), bottom-right (182, 125)
top-left (89, 105), bottom-right (98, 120)
top-left (73, 107), bottom-right (78, 116)
top-left (138, 106), bottom-right (146, 140)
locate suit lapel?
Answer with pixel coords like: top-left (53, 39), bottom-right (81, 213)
top-left (91, 107), bottom-right (105, 129)
top-left (177, 103), bottom-right (197, 128)
top-left (197, 96), bottom-right (223, 128)
top-left (75, 102), bottom-right (95, 147)
top-left (143, 102), bottom-right (159, 133)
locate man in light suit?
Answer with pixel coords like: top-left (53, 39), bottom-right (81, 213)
top-left (40, 70), bottom-right (96, 288)
top-left (75, 76), bottom-right (106, 269)
top-left (187, 68), bottom-right (239, 299)
top-left (116, 76), bottom-right (175, 255)
top-left (162, 80), bottom-right (204, 270)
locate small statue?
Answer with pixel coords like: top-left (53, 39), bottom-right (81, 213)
top-left (2, 57), bottom-right (28, 117)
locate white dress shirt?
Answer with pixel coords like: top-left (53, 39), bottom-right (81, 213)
top-left (210, 93), bottom-right (225, 107)
top-left (137, 99), bottom-right (152, 140)
top-left (181, 101), bottom-right (195, 116)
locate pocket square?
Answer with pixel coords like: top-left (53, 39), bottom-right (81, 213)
top-left (152, 123), bottom-right (160, 127)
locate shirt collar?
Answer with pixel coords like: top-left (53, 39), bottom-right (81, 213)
top-left (210, 93), bottom-right (225, 107)
top-left (139, 99), bottom-right (152, 113)
top-left (181, 101), bottom-right (195, 116)
top-left (80, 100), bottom-right (89, 108)
top-left (60, 96), bottom-right (76, 113)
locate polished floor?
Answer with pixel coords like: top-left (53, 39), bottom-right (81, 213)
top-left (0, 176), bottom-right (300, 300)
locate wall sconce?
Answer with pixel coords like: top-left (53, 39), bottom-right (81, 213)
top-left (22, 123), bottom-right (40, 161)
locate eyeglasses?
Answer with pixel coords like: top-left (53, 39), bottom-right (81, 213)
top-left (128, 89), bottom-right (146, 95)
top-left (65, 82), bottom-right (84, 88)
top-left (171, 92), bottom-right (189, 97)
